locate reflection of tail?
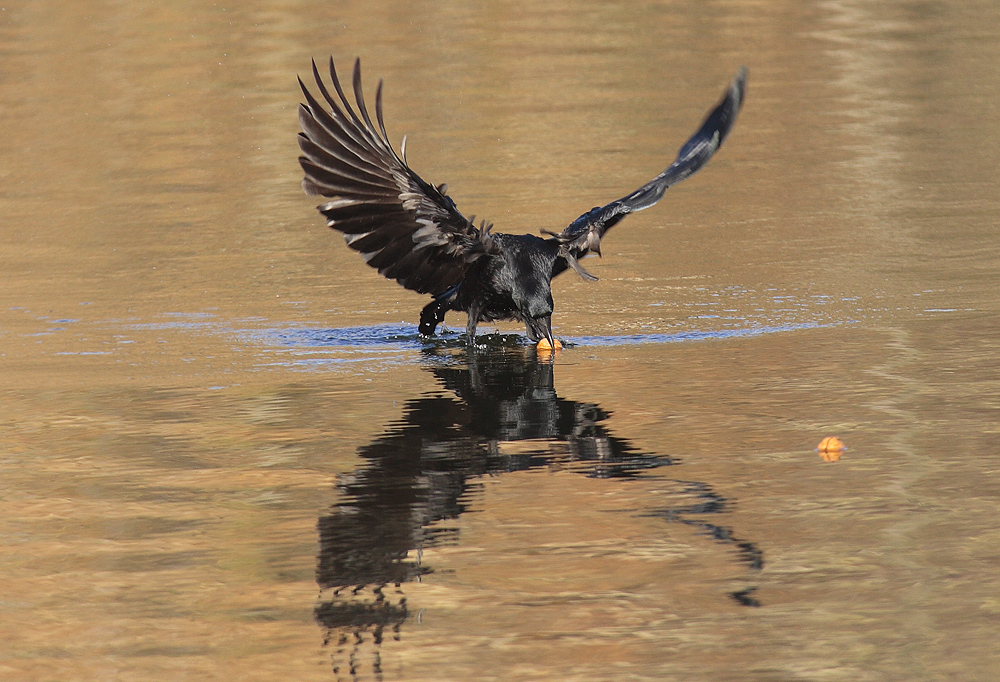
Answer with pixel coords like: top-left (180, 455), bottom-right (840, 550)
top-left (316, 584), bottom-right (408, 681)
top-left (645, 480), bottom-right (764, 607)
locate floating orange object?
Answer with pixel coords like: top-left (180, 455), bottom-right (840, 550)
top-left (536, 338), bottom-right (563, 352)
top-left (817, 436), bottom-right (846, 462)
top-left (818, 436), bottom-right (845, 451)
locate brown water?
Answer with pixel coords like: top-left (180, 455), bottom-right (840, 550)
top-left (3, 1), bottom-right (1000, 680)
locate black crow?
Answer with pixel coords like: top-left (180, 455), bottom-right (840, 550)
top-left (297, 58), bottom-right (746, 348)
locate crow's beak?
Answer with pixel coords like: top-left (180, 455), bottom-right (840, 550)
top-left (534, 316), bottom-right (562, 353)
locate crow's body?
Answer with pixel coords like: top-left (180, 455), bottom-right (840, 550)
top-left (297, 59), bottom-right (747, 346)
top-left (419, 232), bottom-right (562, 342)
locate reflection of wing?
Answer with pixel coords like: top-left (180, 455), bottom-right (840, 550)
top-left (549, 67), bottom-right (748, 280)
top-left (297, 58), bottom-right (495, 295)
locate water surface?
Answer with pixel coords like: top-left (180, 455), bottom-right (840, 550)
top-left (2, 1), bottom-right (1000, 680)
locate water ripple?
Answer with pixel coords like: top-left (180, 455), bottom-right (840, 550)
top-left (241, 321), bottom-right (833, 353)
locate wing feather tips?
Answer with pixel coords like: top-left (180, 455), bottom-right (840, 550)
top-left (300, 74), bottom-right (396, 176)
top-left (297, 101), bottom-right (392, 179)
top-left (298, 159), bottom-right (396, 199)
top-left (550, 66), bottom-right (748, 279)
top-left (296, 131), bottom-right (395, 185)
top-left (302, 177), bottom-right (326, 196)
top-left (297, 56), bottom-right (487, 296)
top-left (724, 70), bottom-right (748, 150)
top-left (630, 65), bottom-right (749, 206)
top-left (351, 59), bottom-right (380, 138)
top-left (674, 66), bottom-right (748, 170)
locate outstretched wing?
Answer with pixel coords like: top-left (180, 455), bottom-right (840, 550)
top-left (549, 67), bottom-right (748, 280)
top-left (298, 58), bottom-right (494, 296)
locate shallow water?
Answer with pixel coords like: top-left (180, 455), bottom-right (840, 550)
top-left (3, 1), bottom-right (1000, 680)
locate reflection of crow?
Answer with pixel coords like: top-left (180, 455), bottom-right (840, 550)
top-left (315, 346), bottom-right (762, 679)
top-left (297, 59), bottom-right (746, 346)
top-left (315, 346), bottom-right (671, 679)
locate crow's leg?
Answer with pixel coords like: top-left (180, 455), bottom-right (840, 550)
top-left (419, 299), bottom-right (447, 336)
top-left (465, 302), bottom-right (482, 345)
top-left (419, 286), bottom-right (460, 336)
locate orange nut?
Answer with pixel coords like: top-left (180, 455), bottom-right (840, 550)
top-left (817, 436), bottom-right (846, 461)
top-left (817, 436), bottom-right (845, 452)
